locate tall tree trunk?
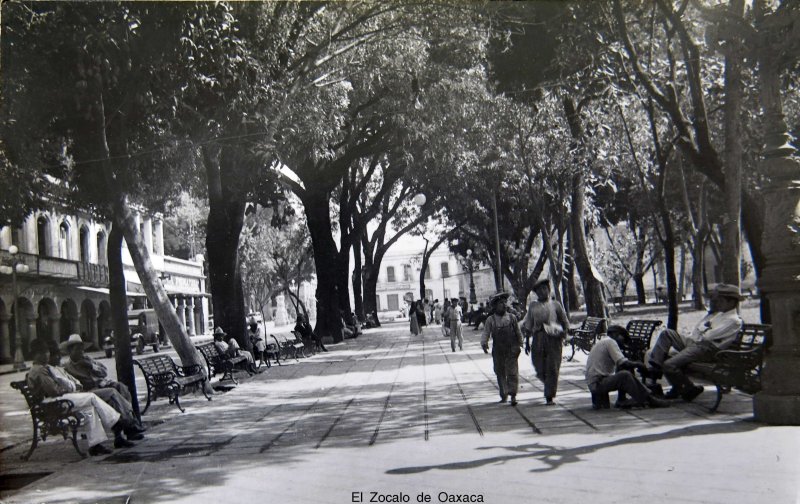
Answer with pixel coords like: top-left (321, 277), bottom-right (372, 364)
top-left (691, 233), bottom-right (708, 311)
top-left (362, 266), bottom-right (379, 318)
top-left (108, 224), bottom-right (140, 418)
top-left (563, 96), bottom-right (606, 317)
top-left (678, 243), bottom-right (687, 300)
top-left (564, 226), bottom-right (580, 311)
top-left (722, 0), bottom-right (745, 287)
top-left (302, 188), bottom-right (344, 343)
top-left (352, 240), bottom-right (364, 322)
top-left (204, 148), bottom-right (249, 351)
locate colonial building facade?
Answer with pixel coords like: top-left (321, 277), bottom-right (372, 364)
top-left (0, 208), bottom-right (209, 363)
top-left (373, 246), bottom-right (495, 313)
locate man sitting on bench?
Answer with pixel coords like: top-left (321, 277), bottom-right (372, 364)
top-left (585, 329), bottom-right (669, 409)
top-left (213, 327), bottom-right (260, 373)
top-left (646, 283), bottom-right (744, 402)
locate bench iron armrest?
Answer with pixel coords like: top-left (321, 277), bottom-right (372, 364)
top-left (714, 347), bottom-right (763, 370)
top-left (39, 398), bottom-right (78, 418)
top-left (176, 364), bottom-right (203, 377)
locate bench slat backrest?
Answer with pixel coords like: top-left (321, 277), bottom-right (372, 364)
top-left (581, 317), bottom-right (607, 334)
top-left (137, 355), bottom-right (177, 376)
top-left (733, 324), bottom-right (771, 352)
top-left (11, 380), bottom-right (41, 409)
top-left (625, 319), bottom-right (662, 341)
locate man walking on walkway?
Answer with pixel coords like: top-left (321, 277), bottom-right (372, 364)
top-left (523, 278), bottom-right (569, 405)
top-left (481, 292), bottom-right (523, 406)
top-left (448, 297), bottom-right (463, 351)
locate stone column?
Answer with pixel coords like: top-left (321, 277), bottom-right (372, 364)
top-left (275, 294), bottom-right (288, 327)
top-left (142, 217), bottom-right (153, 253)
top-left (176, 297), bottom-right (186, 330)
top-left (0, 313), bottom-right (11, 363)
top-left (186, 297), bottom-right (196, 335)
top-left (752, 40), bottom-right (800, 425)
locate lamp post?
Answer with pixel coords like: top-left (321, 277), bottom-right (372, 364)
top-left (1, 245), bottom-right (31, 371)
top-left (466, 249), bottom-right (477, 305)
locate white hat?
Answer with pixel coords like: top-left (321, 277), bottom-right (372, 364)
top-left (60, 334), bottom-right (90, 352)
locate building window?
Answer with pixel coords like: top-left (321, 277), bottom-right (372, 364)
top-left (403, 264), bottom-right (411, 282)
top-left (386, 266), bottom-right (396, 283)
top-left (387, 294), bottom-right (399, 311)
top-left (97, 231), bottom-right (107, 266)
top-left (80, 226), bottom-right (90, 263)
top-left (37, 216), bottom-right (50, 257)
top-left (440, 262), bottom-right (450, 278)
top-left (58, 221), bottom-right (70, 259)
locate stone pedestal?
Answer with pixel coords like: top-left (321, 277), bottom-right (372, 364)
top-left (275, 294), bottom-right (288, 327)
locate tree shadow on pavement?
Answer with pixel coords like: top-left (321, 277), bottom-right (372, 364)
top-left (385, 419), bottom-right (761, 475)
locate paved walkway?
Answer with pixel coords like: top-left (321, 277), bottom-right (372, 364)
top-left (1, 323), bottom-right (798, 503)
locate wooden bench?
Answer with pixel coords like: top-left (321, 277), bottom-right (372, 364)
top-left (134, 354), bottom-right (211, 414)
top-left (567, 317), bottom-right (607, 361)
top-left (619, 319), bottom-right (663, 363)
top-left (10, 380), bottom-right (86, 460)
top-left (685, 323), bottom-right (771, 413)
top-left (196, 341), bottom-right (253, 385)
top-left (272, 333), bottom-right (306, 361)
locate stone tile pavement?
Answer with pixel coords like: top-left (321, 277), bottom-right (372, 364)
top-left (1, 322), bottom-right (798, 503)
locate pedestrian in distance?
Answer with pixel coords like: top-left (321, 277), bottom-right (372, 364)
top-left (523, 278), bottom-right (569, 405)
top-left (448, 297), bottom-right (463, 351)
top-left (481, 291), bottom-right (523, 406)
top-left (409, 301), bottom-right (421, 336)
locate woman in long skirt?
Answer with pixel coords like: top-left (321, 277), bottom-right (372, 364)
top-left (410, 302), bottom-right (421, 335)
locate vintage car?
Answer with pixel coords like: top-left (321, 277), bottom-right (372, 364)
top-left (103, 309), bottom-right (161, 357)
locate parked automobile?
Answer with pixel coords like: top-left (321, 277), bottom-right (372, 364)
top-left (103, 309), bottom-right (161, 357)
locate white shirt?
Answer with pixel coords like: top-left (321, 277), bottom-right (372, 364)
top-left (689, 309), bottom-right (742, 348)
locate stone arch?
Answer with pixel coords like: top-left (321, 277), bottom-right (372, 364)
top-left (96, 230), bottom-right (107, 266)
top-left (60, 298), bottom-right (79, 342)
top-left (10, 297), bottom-right (35, 359)
top-left (36, 297), bottom-right (59, 343)
top-left (97, 300), bottom-right (112, 341)
top-left (80, 299), bottom-right (98, 348)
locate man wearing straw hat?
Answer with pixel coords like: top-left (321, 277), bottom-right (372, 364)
top-left (481, 291), bottom-right (524, 406)
top-left (646, 283), bottom-right (744, 402)
top-left (62, 333), bottom-right (146, 439)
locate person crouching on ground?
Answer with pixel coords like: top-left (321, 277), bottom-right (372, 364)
top-left (481, 292), bottom-right (523, 406)
top-left (27, 338), bottom-right (138, 455)
top-left (646, 283), bottom-right (743, 402)
top-left (213, 327), bottom-right (261, 373)
top-left (522, 278), bottom-right (569, 406)
top-left (585, 329), bottom-right (670, 409)
top-left (62, 334), bottom-right (145, 439)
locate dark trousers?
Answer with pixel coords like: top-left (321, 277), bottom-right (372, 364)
top-left (532, 333), bottom-right (563, 399)
top-left (589, 370), bottom-right (651, 405)
top-left (492, 345), bottom-right (521, 399)
top-left (649, 329), bottom-right (717, 391)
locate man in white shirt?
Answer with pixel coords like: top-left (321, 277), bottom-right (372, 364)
top-left (647, 283), bottom-right (744, 401)
top-left (586, 331), bottom-right (670, 409)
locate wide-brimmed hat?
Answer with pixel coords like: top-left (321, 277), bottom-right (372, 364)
top-left (489, 291), bottom-right (510, 305)
top-left (59, 334), bottom-right (90, 352)
top-left (533, 277), bottom-right (551, 290)
top-left (710, 283), bottom-right (745, 300)
top-left (213, 327), bottom-right (227, 337)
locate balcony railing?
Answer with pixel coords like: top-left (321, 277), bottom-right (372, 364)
top-left (0, 250), bottom-right (109, 288)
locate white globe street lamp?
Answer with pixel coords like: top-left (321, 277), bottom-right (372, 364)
top-left (413, 193), bottom-right (426, 207)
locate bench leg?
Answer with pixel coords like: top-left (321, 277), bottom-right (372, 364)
top-left (21, 424), bottom-right (39, 461)
top-left (709, 384), bottom-right (724, 413)
top-left (568, 342), bottom-right (577, 362)
top-left (200, 379), bottom-right (213, 402)
top-left (172, 391), bottom-right (186, 413)
top-left (141, 384), bottom-right (153, 415)
top-left (71, 424), bottom-right (87, 458)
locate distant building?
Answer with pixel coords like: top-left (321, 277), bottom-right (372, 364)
top-left (0, 208), bottom-right (209, 362)
top-left (372, 244), bottom-right (495, 313)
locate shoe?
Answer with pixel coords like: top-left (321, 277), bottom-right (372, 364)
top-left (647, 395), bottom-right (671, 408)
top-left (614, 398), bottom-right (640, 409)
top-left (125, 431), bottom-right (145, 441)
top-left (663, 387), bottom-right (683, 400)
top-left (682, 385), bottom-right (704, 402)
top-left (545, 398), bottom-right (555, 406)
top-left (88, 444), bottom-right (113, 456)
top-left (114, 437), bottom-right (135, 449)
top-left (591, 392), bottom-right (610, 410)
top-left (498, 396), bottom-right (508, 403)
top-left (510, 396), bottom-right (518, 406)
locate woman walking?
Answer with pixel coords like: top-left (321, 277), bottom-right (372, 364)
top-left (522, 278), bottom-right (570, 405)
